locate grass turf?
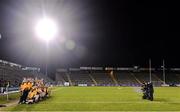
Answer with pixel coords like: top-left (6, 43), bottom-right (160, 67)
top-left (2, 87), bottom-right (180, 111)
top-left (0, 92), bottom-right (19, 104)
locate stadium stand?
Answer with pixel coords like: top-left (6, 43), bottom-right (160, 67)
top-left (1, 59), bottom-right (180, 88)
top-left (132, 72), bottom-right (161, 83)
top-left (0, 60), bottom-right (53, 90)
top-left (114, 71), bottom-right (140, 86)
top-left (69, 71), bottom-right (94, 86)
top-left (90, 71), bottom-right (114, 86)
top-left (56, 67), bottom-right (180, 87)
top-left (165, 73), bottom-right (180, 84)
top-left (56, 71), bottom-right (69, 85)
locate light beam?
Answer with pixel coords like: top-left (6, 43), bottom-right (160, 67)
top-left (35, 17), bottom-right (58, 42)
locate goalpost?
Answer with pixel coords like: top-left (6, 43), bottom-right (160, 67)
top-left (149, 59), bottom-right (168, 87)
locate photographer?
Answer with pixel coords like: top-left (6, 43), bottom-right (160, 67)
top-left (147, 82), bottom-right (154, 101)
top-left (141, 83), bottom-right (148, 99)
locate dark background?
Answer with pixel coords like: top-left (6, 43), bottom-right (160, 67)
top-left (0, 0), bottom-right (180, 77)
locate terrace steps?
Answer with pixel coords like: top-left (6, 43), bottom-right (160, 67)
top-left (89, 74), bottom-right (97, 85)
top-left (66, 74), bottom-right (72, 86)
top-left (130, 73), bottom-right (142, 84)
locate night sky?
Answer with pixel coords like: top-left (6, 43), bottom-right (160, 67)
top-left (0, 0), bottom-right (180, 74)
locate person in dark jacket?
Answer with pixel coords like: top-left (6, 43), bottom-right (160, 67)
top-left (141, 83), bottom-right (148, 99)
top-left (147, 82), bottom-right (154, 101)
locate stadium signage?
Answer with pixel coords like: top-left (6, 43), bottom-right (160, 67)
top-left (105, 67), bottom-right (115, 70)
top-left (80, 67), bottom-right (91, 70)
top-left (0, 59), bottom-right (21, 68)
top-left (139, 68), bottom-right (155, 71)
top-left (91, 67), bottom-right (103, 70)
top-left (22, 67), bottom-right (40, 72)
top-left (170, 68), bottom-right (180, 71)
top-left (69, 68), bottom-right (80, 71)
top-left (78, 84), bottom-right (87, 86)
top-left (64, 82), bottom-right (70, 86)
top-left (117, 67), bottom-right (134, 71)
top-left (80, 67), bottom-right (103, 70)
top-left (56, 68), bottom-right (67, 72)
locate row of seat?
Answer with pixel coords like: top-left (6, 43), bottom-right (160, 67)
top-left (56, 71), bottom-right (180, 86)
top-left (0, 65), bottom-right (53, 87)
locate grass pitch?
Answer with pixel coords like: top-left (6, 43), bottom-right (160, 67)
top-left (2, 87), bottom-right (180, 111)
top-left (0, 92), bottom-right (19, 104)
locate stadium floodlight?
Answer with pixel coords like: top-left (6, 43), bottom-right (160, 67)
top-left (35, 17), bottom-right (58, 42)
top-left (35, 17), bottom-right (58, 76)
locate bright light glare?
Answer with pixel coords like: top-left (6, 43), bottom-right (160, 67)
top-left (35, 18), bottom-right (58, 42)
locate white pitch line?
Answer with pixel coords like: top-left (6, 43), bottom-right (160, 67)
top-left (51, 88), bottom-right (63, 92)
top-left (1, 111), bottom-right (180, 112)
top-left (38, 101), bottom-right (180, 104)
